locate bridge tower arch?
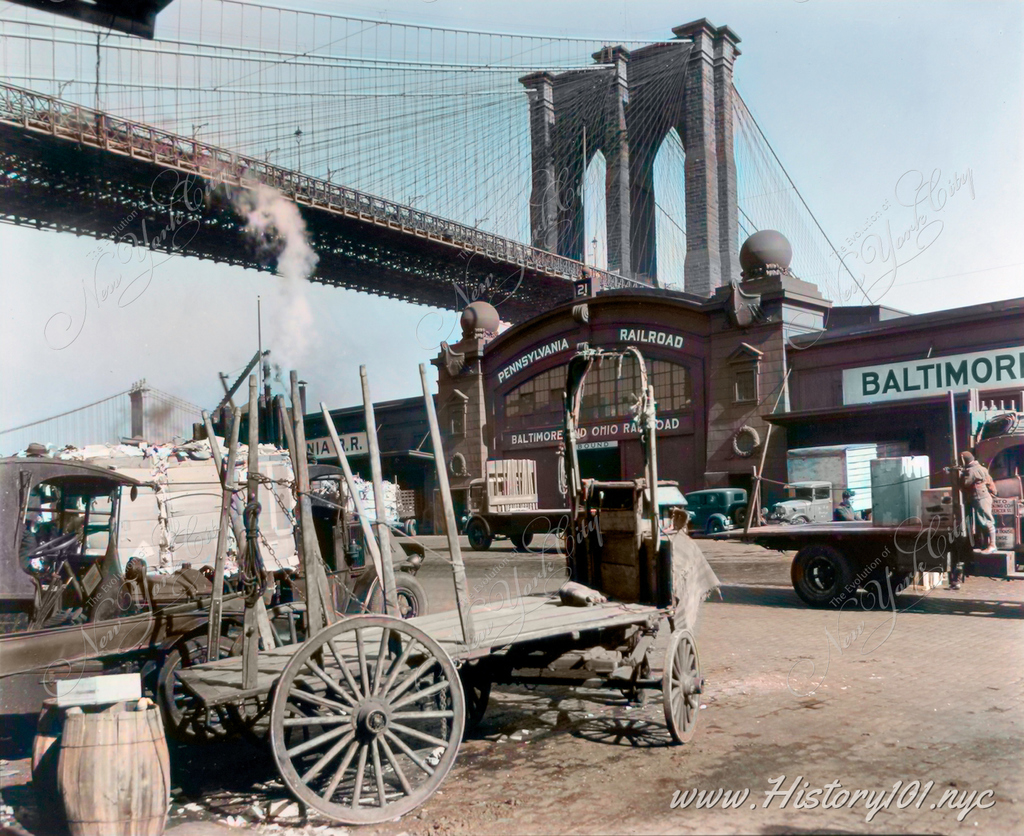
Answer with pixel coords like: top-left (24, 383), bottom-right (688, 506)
top-left (521, 19), bottom-right (741, 297)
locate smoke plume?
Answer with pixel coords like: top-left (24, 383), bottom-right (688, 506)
top-left (232, 184), bottom-right (319, 368)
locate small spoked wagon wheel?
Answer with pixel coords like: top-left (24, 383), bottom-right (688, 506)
top-left (662, 629), bottom-right (702, 744)
top-left (270, 615), bottom-right (465, 824)
top-left (227, 693), bottom-right (274, 744)
top-left (158, 634), bottom-right (237, 745)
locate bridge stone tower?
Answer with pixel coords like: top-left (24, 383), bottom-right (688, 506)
top-left (520, 19), bottom-right (741, 296)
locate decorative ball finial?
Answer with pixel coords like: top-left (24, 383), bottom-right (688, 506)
top-left (460, 301), bottom-right (500, 338)
top-left (739, 230), bottom-right (792, 280)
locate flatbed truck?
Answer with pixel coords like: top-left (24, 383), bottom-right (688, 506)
top-left (716, 400), bottom-right (1024, 607)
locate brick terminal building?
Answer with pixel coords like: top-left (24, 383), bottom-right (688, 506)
top-left (300, 17), bottom-right (1024, 527)
top-left (305, 254), bottom-right (1023, 530)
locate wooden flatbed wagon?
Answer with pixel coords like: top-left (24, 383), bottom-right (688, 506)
top-left (177, 351), bottom-right (717, 824)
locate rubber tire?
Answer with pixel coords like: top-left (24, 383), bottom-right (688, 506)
top-left (792, 515), bottom-right (811, 525)
top-left (467, 518), bottom-right (492, 551)
top-left (791, 544), bottom-right (855, 608)
top-left (731, 506), bottom-right (748, 527)
top-left (705, 517), bottom-right (725, 536)
top-left (510, 531), bottom-right (534, 551)
top-left (404, 519), bottom-right (417, 537)
top-left (366, 573), bottom-right (429, 619)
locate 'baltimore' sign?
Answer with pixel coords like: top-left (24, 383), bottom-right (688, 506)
top-left (843, 346), bottom-right (1024, 405)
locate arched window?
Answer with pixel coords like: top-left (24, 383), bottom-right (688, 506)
top-left (653, 128), bottom-right (686, 288)
top-left (504, 357), bottom-right (692, 426)
top-left (584, 150), bottom-right (608, 268)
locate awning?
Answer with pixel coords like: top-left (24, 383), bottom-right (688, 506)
top-left (764, 396), bottom-right (957, 428)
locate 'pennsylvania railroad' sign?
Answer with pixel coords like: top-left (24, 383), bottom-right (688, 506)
top-left (843, 346), bottom-right (1024, 405)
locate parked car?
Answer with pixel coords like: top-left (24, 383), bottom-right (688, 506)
top-left (684, 488), bottom-right (748, 535)
top-left (643, 482), bottom-right (689, 533)
top-left (767, 481), bottom-right (833, 524)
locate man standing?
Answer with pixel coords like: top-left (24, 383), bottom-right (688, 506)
top-left (959, 451), bottom-right (998, 554)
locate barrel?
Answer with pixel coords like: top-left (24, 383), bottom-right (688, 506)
top-left (57, 703), bottom-right (171, 836)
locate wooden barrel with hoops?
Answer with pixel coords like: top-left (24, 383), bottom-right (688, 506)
top-left (57, 701), bottom-right (171, 836)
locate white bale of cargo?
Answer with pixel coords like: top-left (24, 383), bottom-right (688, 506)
top-left (60, 439), bottom-right (299, 573)
top-left (870, 456), bottom-right (931, 526)
top-left (786, 443), bottom-right (909, 514)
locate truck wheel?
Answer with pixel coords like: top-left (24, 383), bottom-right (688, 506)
top-left (792, 545), bottom-right (855, 608)
top-left (791, 515), bottom-right (811, 525)
top-left (365, 574), bottom-right (429, 619)
top-left (510, 531), bottom-right (534, 551)
top-left (467, 519), bottom-right (492, 551)
top-left (404, 518), bottom-right (418, 537)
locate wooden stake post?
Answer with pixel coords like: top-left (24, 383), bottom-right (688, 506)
top-left (203, 408), bottom-right (240, 662)
top-left (420, 364), bottom-right (475, 646)
top-left (744, 370), bottom-right (791, 536)
top-left (361, 366), bottom-right (400, 616)
top-left (949, 390), bottom-right (968, 549)
top-left (242, 376), bottom-right (261, 690)
top-left (289, 371), bottom-right (328, 635)
top-left (318, 403), bottom-right (387, 585)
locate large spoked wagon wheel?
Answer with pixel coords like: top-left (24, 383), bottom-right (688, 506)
top-left (662, 629), bottom-right (702, 744)
top-left (270, 615), bottom-right (466, 824)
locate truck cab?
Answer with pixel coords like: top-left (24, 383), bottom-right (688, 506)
top-left (768, 481), bottom-right (833, 525)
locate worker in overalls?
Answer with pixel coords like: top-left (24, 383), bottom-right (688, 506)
top-left (958, 451), bottom-right (998, 555)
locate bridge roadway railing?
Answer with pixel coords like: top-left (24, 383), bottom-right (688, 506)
top-left (0, 83), bottom-right (645, 293)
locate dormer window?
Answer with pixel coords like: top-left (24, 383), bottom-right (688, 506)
top-left (728, 343), bottom-right (763, 404)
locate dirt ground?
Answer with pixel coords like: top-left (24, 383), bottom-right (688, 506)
top-left (2, 537), bottom-right (1021, 836)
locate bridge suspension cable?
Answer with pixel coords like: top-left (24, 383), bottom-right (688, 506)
top-left (0, 0), bottom-right (852, 301)
top-left (733, 89), bottom-right (871, 305)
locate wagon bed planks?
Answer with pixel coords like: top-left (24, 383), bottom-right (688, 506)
top-left (177, 595), bottom-right (658, 706)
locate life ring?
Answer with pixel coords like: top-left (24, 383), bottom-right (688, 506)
top-left (732, 425), bottom-right (760, 457)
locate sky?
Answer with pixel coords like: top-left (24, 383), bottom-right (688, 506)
top-left (0, 0), bottom-right (1021, 444)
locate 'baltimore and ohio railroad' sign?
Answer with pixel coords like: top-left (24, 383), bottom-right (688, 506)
top-left (843, 346), bottom-right (1024, 405)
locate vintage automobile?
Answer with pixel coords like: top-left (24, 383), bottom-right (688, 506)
top-left (767, 481), bottom-right (834, 525)
top-left (0, 455), bottom-right (238, 742)
top-left (684, 488), bottom-right (749, 534)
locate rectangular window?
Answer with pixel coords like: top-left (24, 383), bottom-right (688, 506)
top-left (734, 368), bottom-right (757, 403)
